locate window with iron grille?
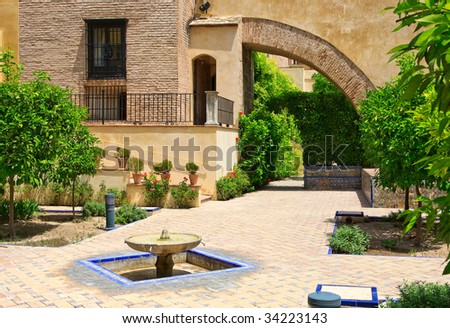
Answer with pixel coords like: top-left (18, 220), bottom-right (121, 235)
top-left (86, 19), bottom-right (127, 79)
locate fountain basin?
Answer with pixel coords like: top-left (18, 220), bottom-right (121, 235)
top-left (124, 233), bottom-right (202, 255)
top-left (76, 249), bottom-right (255, 286)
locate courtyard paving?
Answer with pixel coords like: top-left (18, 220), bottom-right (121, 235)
top-left (0, 179), bottom-right (448, 308)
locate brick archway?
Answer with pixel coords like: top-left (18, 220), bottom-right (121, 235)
top-left (242, 18), bottom-right (375, 106)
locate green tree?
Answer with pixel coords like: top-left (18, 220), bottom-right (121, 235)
top-left (253, 52), bottom-right (299, 109)
top-left (387, 0), bottom-right (450, 273)
top-left (359, 55), bottom-right (439, 246)
top-left (51, 127), bottom-right (102, 218)
top-left (0, 50), bottom-right (87, 238)
top-left (238, 108), bottom-right (301, 188)
top-left (267, 74), bottom-right (364, 166)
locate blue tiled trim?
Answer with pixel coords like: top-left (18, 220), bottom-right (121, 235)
top-left (316, 284), bottom-right (379, 308)
top-left (76, 249), bottom-right (256, 287)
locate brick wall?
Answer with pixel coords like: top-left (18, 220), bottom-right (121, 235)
top-left (241, 18), bottom-right (375, 106)
top-left (19, 0), bottom-right (192, 94)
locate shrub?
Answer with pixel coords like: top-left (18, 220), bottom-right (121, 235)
top-left (216, 167), bottom-right (252, 201)
top-left (115, 147), bottom-right (130, 158)
top-left (144, 173), bottom-right (169, 206)
top-left (128, 157), bottom-right (144, 174)
top-left (115, 204), bottom-right (147, 225)
top-left (82, 201), bottom-right (106, 217)
top-left (238, 109), bottom-right (300, 188)
top-left (0, 199), bottom-right (40, 220)
top-left (384, 281), bottom-right (450, 308)
top-left (171, 178), bottom-right (199, 208)
top-left (185, 162), bottom-right (199, 174)
top-left (328, 225), bottom-right (371, 255)
top-left (266, 74), bottom-right (364, 167)
top-left (74, 180), bottom-right (94, 205)
top-left (95, 184), bottom-right (127, 207)
top-left (153, 160), bottom-right (173, 174)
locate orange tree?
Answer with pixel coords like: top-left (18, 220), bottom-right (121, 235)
top-left (0, 50), bottom-right (88, 238)
top-left (386, 0), bottom-right (450, 274)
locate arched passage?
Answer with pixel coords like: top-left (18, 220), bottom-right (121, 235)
top-left (193, 55), bottom-right (216, 125)
top-left (242, 18), bottom-right (375, 107)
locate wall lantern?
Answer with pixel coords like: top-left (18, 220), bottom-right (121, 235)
top-left (199, 1), bottom-right (211, 13)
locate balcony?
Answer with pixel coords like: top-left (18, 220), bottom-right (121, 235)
top-left (71, 87), bottom-right (234, 126)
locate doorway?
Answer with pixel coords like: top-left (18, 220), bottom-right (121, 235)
top-left (193, 55), bottom-right (216, 125)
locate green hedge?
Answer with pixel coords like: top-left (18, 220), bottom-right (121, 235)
top-left (266, 75), bottom-right (365, 166)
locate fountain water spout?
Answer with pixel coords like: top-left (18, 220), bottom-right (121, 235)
top-left (160, 229), bottom-right (170, 240)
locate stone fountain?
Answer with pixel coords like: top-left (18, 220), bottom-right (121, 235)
top-left (124, 229), bottom-right (202, 278)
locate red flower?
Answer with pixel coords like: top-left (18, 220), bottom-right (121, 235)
top-left (235, 137), bottom-right (239, 142)
top-left (239, 111), bottom-right (243, 116)
top-left (188, 200), bottom-right (191, 203)
top-left (268, 178), bottom-right (271, 182)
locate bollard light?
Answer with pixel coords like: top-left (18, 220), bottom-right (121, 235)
top-left (105, 193), bottom-right (116, 231)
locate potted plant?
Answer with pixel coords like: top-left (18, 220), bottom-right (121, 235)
top-left (128, 157), bottom-right (145, 184)
top-left (115, 147), bottom-right (130, 169)
top-left (153, 159), bottom-right (173, 180)
top-left (185, 162), bottom-right (199, 185)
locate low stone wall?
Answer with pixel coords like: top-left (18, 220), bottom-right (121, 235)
top-left (362, 168), bottom-right (445, 208)
top-left (304, 166), bottom-right (362, 190)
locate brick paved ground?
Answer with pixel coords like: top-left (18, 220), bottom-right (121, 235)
top-left (0, 179), bottom-right (448, 308)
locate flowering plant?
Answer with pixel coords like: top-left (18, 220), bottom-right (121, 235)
top-left (144, 173), bottom-right (169, 206)
top-left (170, 177), bottom-right (199, 208)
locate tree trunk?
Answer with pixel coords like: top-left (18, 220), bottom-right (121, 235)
top-left (8, 175), bottom-right (15, 240)
top-left (414, 185), bottom-right (423, 247)
top-left (72, 176), bottom-right (76, 220)
top-left (404, 187), bottom-right (410, 210)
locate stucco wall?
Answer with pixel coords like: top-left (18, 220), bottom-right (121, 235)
top-left (189, 20), bottom-right (243, 122)
top-left (0, 0), bottom-right (19, 81)
top-left (88, 125), bottom-right (238, 196)
top-left (19, 0), bottom-right (192, 93)
top-left (201, 0), bottom-right (412, 87)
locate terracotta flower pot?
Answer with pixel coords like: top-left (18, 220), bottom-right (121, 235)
top-left (160, 173), bottom-right (171, 180)
top-left (188, 174), bottom-right (199, 186)
top-left (133, 173), bottom-right (145, 185)
top-left (118, 157), bottom-right (128, 169)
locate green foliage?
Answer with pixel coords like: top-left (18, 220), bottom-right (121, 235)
top-left (115, 204), bottom-right (147, 225)
top-left (128, 157), bottom-right (144, 174)
top-left (170, 178), bottom-right (199, 208)
top-left (153, 160), bottom-right (173, 174)
top-left (359, 55), bottom-right (436, 198)
top-left (50, 125), bottom-right (101, 216)
top-left (238, 109), bottom-right (301, 188)
top-left (384, 281), bottom-right (450, 308)
top-left (82, 201), bottom-right (106, 218)
top-left (185, 162), bottom-right (199, 174)
top-left (328, 225), bottom-right (371, 255)
top-left (382, 239), bottom-right (398, 250)
top-left (216, 167), bottom-right (252, 201)
top-left (264, 73), bottom-right (363, 166)
top-left (144, 173), bottom-right (169, 206)
top-left (93, 182), bottom-right (127, 206)
top-left (0, 50), bottom-right (88, 237)
top-left (115, 147), bottom-right (130, 158)
top-left (47, 180), bottom-right (94, 206)
top-left (386, 1), bottom-right (450, 274)
top-left (253, 52), bottom-right (299, 108)
top-left (0, 199), bottom-right (40, 221)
